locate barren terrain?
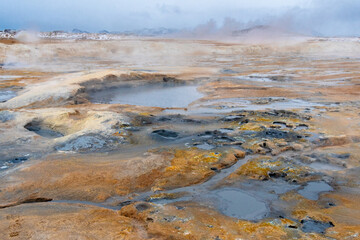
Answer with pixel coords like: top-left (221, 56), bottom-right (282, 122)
top-left (0, 36), bottom-right (359, 239)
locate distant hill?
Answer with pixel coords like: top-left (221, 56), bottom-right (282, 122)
top-left (72, 29), bottom-right (89, 34)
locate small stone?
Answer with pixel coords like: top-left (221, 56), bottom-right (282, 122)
top-left (151, 129), bottom-right (179, 139)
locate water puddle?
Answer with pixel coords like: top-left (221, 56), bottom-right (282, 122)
top-left (89, 83), bottom-right (204, 108)
top-left (205, 188), bottom-right (268, 220)
top-left (24, 121), bottom-right (64, 138)
top-left (298, 182), bottom-right (333, 200)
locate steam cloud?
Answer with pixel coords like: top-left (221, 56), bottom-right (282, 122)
top-left (0, 0), bottom-right (359, 37)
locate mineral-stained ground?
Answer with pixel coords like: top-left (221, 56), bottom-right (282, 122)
top-left (0, 36), bottom-right (359, 239)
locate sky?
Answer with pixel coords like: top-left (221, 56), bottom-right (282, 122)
top-left (0, 0), bottom-right (359, 36)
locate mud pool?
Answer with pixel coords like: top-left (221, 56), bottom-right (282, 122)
top-left (89, 83), bottom-right (204, 108)
top-left (204, 188), bottom-right (268, 220)
top-left (298, 182), bottom-right (333, 200)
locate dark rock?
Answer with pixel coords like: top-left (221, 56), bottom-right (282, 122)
top-left (330, 153), bottom-right (350, 159)
top-left (118, 201), bottom-right (132, 207)
top-left (197, 130), bottom-right (236, 146)
top-left (210, 167), bottom-right (220, 173)
top-left (136, 203), bottom-right (151, 212)
top-left (6, 156), bottom-right (29, 164)
top-left (257, 129), bottom-right (301, 140)
top-left (22, 197), bottom-right (52, 204)
top-left (157, 116), bottom-right (172, 122)
top-left (182, 118), bottom-right (203, 124)
top-left (222, 115), bottom-right (245, 122)
top-left (269, 172), bottom-right (287, 178)
top-left (163, 76), bottom-right (177, 82)
top-left (240, 119), bottom-right (249, 124)
top-left (262, 129), bottom-right (288, 138)
top-left (0, 197), bottom-right (52, 209)
top-left (151, 130), bottom-right (179, 139)
top-left (300, 218), bottom-right (334, 234)
top-left (155, 115), bottom-right (203, 124)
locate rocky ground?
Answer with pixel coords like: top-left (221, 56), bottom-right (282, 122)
top-left (0, 36), bottom-right (359, 239)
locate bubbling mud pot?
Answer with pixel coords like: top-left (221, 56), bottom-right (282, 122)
top-left (0, 37), bottom-right (359, 239)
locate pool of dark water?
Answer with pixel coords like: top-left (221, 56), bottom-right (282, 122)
top-left (24, 121), bottom-right (64, 138)
top-left (89, 83), bottom-right (204, 108)
top-left (298, 181), bottom-right (333, 200)
top-left (205, 188), bottom-right (268, 220)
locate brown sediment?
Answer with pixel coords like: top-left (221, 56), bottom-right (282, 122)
top-left (224, 156), bottom-right (319, 183)
top-left (119, 201), bottom-right (326, 239)
top-left (0, 202), bottom-right (148, 240)
top-left (0, 148), bottom-right (244, 204)
top-left (151, 148), bottom-right (244, 191)
top-left (0, 152), bottom-right (170, 204)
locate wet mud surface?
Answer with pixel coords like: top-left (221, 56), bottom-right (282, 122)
top-left (0, 37), bottom-right (359, 239)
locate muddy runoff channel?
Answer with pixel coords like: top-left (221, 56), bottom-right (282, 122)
top-left (2, 73), bottom-right (343, 236)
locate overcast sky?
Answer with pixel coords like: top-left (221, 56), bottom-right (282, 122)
top-left (0, 0), bottom-right (359, 36)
